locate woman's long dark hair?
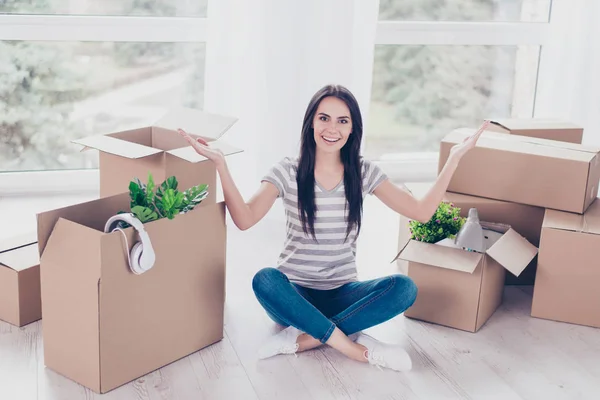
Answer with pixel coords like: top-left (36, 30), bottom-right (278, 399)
top-left (296, 85), bottom-right (364, 242)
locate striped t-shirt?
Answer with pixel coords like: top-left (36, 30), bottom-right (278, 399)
top-left (262, 157), bottom-right (388, 290)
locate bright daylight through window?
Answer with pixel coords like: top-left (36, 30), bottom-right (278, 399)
top-left (0, 0), bottom-right (207, 174)
top-left (364, 0), bottom-right (552, 161)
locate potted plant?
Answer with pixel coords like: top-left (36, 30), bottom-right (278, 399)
top-left (409, 201), bottom-right (466, 243)
top-left (115, 172), bottom-right (209, 229)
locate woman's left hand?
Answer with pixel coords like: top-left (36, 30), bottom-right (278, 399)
top-left (448, 120), bottom-right (490, 163)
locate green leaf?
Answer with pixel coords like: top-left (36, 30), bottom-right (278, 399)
top-left (181, 183), bottom-right (209, 213)
top-left (129, 177), bottom-right (152, 210)
top-left (131, 205), bottom-right (158, 223)
top-left (145, 172), bottom-right (155, 206)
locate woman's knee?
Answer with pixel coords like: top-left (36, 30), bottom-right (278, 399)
top-left (252, 267), bottom-right (285, 297)
top-left (388, 274), bottom-right (418, 313)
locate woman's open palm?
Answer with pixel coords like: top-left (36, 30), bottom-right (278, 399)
top-left (448, 120), bottom-right (490, 161)
top-left (177, 128), bottom-right (225, 166)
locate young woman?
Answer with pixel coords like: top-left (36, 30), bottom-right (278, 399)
top-left (178, 85), bottom-right (486, 372)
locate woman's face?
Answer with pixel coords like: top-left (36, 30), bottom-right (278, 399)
top-left (312, 96), bottom-right (353, 154)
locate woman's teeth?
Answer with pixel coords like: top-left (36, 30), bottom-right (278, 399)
top-left (323, 136), bottom-right (340, 143)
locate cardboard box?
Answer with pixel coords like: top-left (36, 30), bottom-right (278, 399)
top-left (531, 200), bottom-right (600, 328)
top-left (0, 233), bottom-right (42, 327)
top-left (439, 129), bottom-right (600, 214)
top-left (72, 107), bottom-right (242, 200)
top-left (36, 192), bottom-right (227, 393)
top-left (394, 222), bottom-right (538, 332)
top-left (487, 118), bottom-right (583, 144)
top-left (398, 183), bottom-right (545, 285)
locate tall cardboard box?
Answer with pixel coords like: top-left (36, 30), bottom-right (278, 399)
top-left (398, 183), bottom-right (545, 285)
top-left (0, 233), bottom-right (42, 327)
top-left (531, 200), bottom-right (600, 329)
top-left (439, 129), bottom-right (600, 214)
top-left (394, 222), bottom-right (538, 332)
top-left (487, 118), bottom-right (583, 144)
top-left (36, 192), bottom-right (227, 393)
top-left (72, 107), bottom-right (241, 201)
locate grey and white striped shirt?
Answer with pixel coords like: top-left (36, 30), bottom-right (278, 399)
top-left (262, 157), bottom-right (388, 290)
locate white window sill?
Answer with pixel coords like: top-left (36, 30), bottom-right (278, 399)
top-left (0, 153), bottom-right (438, 196)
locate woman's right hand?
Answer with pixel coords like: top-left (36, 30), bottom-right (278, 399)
top-left (177, 128), bottom-right (226, 168)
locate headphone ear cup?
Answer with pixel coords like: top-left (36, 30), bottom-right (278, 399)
top-left (130, 242), bottom-right (145, 275)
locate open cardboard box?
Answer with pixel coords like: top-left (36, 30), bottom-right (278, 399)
top-left (439, 129), bottom-right (600, 214)
top-left (36, 191), bottom-right (227, 393)
top-left (72, 107), bottom-right (242, 200)
top-left (531, 198), bottom-right (600, 329)
top-left (486, 118), bottom-right (583, 144)
top-left (394, 222), bottom-right (538, 332)
top-left (0, 232), bottom-right (42, 327)
top-left (397, 183), bottom-right (545, 285)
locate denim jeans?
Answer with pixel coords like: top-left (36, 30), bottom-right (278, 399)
top-left (251, 267), bottom-right (418, 344)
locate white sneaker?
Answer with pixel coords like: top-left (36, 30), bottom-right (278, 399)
top-left (355, 333), bottom-right (412, 372)
top-left (257, 326), bottom-right (302, 359)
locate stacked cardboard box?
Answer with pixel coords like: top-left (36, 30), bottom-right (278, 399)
top-left (0, 232), bottom-right (41, 327)
top-left (32, 108), bottom-right (241, 393)
top-left (395, 119), bottom-right (600, 332)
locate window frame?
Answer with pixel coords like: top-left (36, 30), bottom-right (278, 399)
top-left (369, 20), bottom-right (550, 182)
top-left (0, 11), bottom-right (554, 194)
top-left (0, 13), bottom-right (207, 195)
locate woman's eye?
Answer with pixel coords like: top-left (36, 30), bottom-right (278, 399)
top-left (340, 119), bottom-right (348, 124)
top-left (320, 116), bottom-right (327, 121)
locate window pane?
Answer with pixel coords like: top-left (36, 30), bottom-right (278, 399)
top-left (0, 41), bottom-right (205, 172)
top-left (0, 0), bottom-right (207, 17)
top-left (365, 45), bottom-right (540, 160)
top-left (379, 0), bottom-right (551, 22)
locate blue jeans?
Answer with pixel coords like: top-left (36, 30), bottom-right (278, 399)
top-left (251, 267), bottom-right (418, 344)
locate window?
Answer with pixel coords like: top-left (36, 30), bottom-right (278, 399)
top-left (1, 41), bottom-right (205, 172)
top-left (0, 1), bottom-right (207, 193)
top-left (378, 0), bottom-right (551, 22)
top-left (0, 0), bottom-right (207, 17)
top-left (366, 0), bottom-right (552, 179)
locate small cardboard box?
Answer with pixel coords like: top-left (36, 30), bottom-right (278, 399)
top-left (394, 222), bottom-right (538, 332)
top-left (398, 183), bottom-right (545, 285)
top-left (36, 192), bottom-right (227, 393)
top-left (531, 199), bottom-right (600, 329)
top-left (439, 129), bottom-right (600, 214)
top-left (72, 107), bottom-right (241, 200)
top-left (487, 118), bottom-right (583, 144)
top-left (0, 233), bottom-right (42, 327)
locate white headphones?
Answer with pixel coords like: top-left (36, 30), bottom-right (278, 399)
top-left (104, 213), bottom-right (156, 275)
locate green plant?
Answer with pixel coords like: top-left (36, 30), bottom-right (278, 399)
top-left (117, 172), bottom-right (208, 228)
top-left (409, 201), bottom-right (466, 243)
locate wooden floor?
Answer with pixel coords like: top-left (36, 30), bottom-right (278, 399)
top-left (1, 191), bottom-right (600, 399)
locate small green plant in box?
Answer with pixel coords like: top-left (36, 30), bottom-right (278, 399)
top-left (409, 201), bottom-right (466, 243)
top-left (116, 172), bottom-right (209, 228)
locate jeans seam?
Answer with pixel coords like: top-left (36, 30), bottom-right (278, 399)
top-left (320, 322), bottom-right (336, 343)
top-left (332, 276), bottom-right (396, 326)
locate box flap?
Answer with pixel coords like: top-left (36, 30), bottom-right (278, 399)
top-left (166, 139), bottom-right (244, 163)
top-left (154, 107), bottom-right (238, 141)
top-left (489, 118), bottom-right (582, 131)
top-left (395, 239), bottom-right (483, 273)
top-left (0, 243), bottom-right (39, 272)
top-left (446, 128), bottom-right (600, 156)
top-left (543, 201), bottom-right (600, 235)
top-left (485, 228), bottom-right (538, 277)
top-left (71, 134), bottom-right (163, 159)
top-left (0, 231), bottom-right (38, 254)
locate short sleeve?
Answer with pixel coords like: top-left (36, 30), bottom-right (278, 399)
top-left (261, 157), bottom-right (292, 199)
top-left (362, 158), bottom-right (389, 195)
